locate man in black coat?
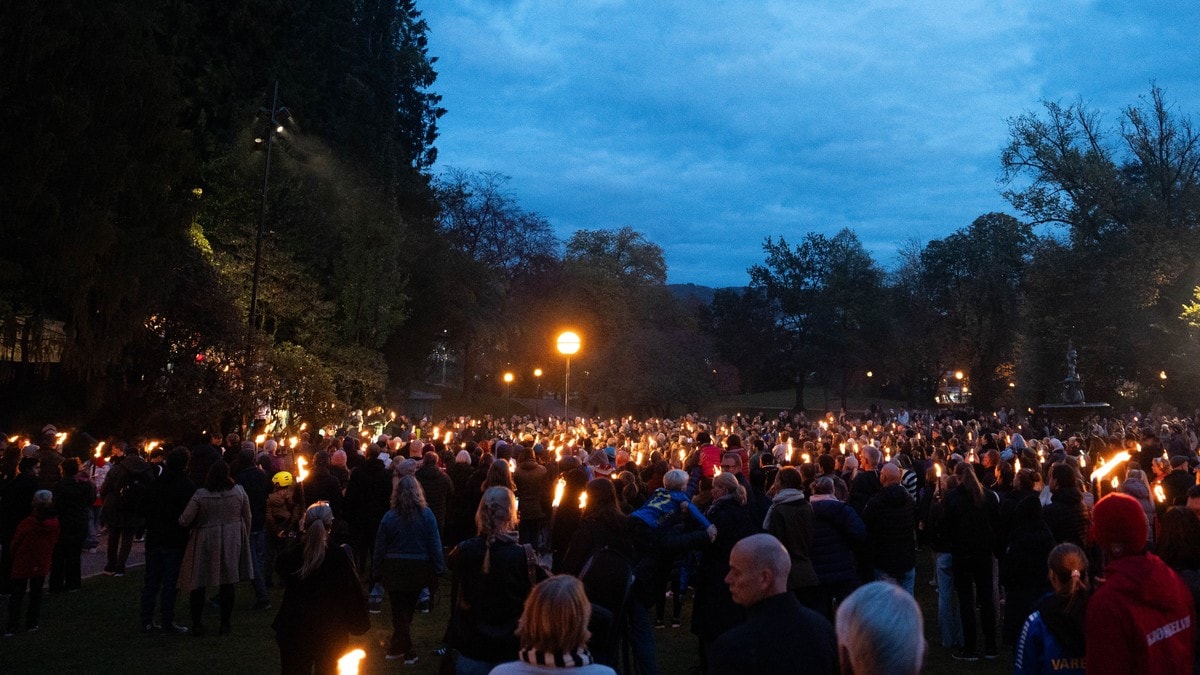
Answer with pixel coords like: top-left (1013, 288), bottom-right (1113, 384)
top-left (342, 445), bottom-right (392, 575)
top-left (1162, 455), bottom-right (1194, 507)
top-left (140, 447), bottom-right (196, 633)
top-left (709, 533), bottom-right (837, 674)
top-left (862, 463), bottom-right (917, 594)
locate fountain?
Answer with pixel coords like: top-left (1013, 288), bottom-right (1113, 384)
top-left (1038, 341), bottom-right (1111, 423)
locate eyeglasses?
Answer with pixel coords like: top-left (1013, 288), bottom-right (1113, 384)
top-left (721, 464), bottom-right (737, 470)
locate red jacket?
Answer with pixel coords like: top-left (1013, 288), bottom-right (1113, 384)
top-left (11, 514), bottom-right (59, 579)
top-left (699, 444), bottom-right (722, 478)
top-left (1086, 552), bottom-right (1196, 675)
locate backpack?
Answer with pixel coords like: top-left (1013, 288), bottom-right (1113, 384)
top-left (118, 467), bottom-right (153, 515)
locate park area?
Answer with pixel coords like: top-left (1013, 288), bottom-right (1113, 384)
top-left (0, 538), bottom-right (1010, 675)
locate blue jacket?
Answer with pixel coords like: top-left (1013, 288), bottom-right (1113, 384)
top-left (1015, 605), bottom-right (1086, 675)
top-left (630, 488), bottom-right (711, 529)
top-left (372, 507), bottom-right (445, 574)
top-left (810, 496), bottom-right (866, 585)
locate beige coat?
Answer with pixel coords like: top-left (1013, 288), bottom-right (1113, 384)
top-left (177, 485), bottom-right (254, 591)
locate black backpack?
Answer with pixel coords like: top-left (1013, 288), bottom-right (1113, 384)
top-left (118, 467), bottom-right (153, 515)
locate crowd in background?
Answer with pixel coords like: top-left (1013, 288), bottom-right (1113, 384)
top-left (1, 405), bottom-right (1198, 673)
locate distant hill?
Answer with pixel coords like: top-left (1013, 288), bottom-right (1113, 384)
top-left (667, 283), bottom-right (746, 305)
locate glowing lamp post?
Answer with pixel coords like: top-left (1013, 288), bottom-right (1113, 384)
top-left (533, 368), bottom-right (543, 417)
top-left (557, 331), bottom-right (581, 419)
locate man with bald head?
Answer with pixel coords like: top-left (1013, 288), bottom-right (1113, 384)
top-left (708, 534), bottom-right (837, 674)
top-left (863, 462), bottom-right (917, 594)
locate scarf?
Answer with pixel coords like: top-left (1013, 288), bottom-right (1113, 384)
top-left (519, 647), bottom-right (595, 668)
top-left (763, 487), bottom-right (807, 529)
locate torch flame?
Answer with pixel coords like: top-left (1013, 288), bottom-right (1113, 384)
top-left (1110, 476), bottom-right (1119, 489)
top-left (300, 422), bottom-right (308, 432)
top-left (578, 491), bottom-right (588, 510)
top-left (337, 649), bottom-right (366, 675)
top-left (1155, 484), bottom-right (1167, 503)
top-left (296, 456), bottom-right (309, 482)
top-left (255, 434), bottom-right (266, 446)
top-left (288, 436), bottom-right (298, 449)
top-left (552, 478), bottom-right (566, 508)
top-left (935, 463), bottom-right (943, 478)
top-left (714, 464), bottom-right (722, 477)
top-left (94, 441), bottom-right (105, 458)
top-left (147, 441), bottom-right (160, 454)
top-left (1014, 457), bottom-right (1021, 473)
top-left (1089, 451), bottom-right (1130, 484)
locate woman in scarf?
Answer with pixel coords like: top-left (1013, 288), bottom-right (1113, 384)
top-left (490, 575), bottom-right (616, 674)
top-left (763, 467), bottom-right (820, 611)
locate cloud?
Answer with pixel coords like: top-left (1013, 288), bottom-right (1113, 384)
top-left (423, 0), bottom-right (1200, 287)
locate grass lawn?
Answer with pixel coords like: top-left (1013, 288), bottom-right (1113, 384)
top-left (0, 550), bottom-right (1011, 674)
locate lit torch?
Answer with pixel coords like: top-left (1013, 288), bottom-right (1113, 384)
top-left (337, 649), bottom-right (366, 675)
top-left (1155, 484), bottom-right (1167, 503)
top-left (552, 478), bottom-right (566, 508)
top-left (94, 441), bottom-right (105, 459)
top-left (296, 456), bottom-right (309, 482)
top-left (578, 491), bottom-right (588, 510)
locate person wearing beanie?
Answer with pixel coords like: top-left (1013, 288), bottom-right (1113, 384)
top-left (1086, 493), bottom-right (1196, 674)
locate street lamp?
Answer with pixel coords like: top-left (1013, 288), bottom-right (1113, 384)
top-left (245, 80), bottom-right (291, 432)
top-left (533, 367), bottom-right (543, 417)
top-left (503, 371), bottom-right (514, 397)
top-left (556, 332), bottom-right (581, 419)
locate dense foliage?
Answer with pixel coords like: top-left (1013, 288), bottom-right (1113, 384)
top-left (2, 0), bottom-right (1198, 432)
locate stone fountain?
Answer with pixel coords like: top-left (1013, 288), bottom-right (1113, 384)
top-left (1038, 341), bottom-right (1111, 423)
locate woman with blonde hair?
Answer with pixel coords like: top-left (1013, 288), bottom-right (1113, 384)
top-left (446, 487), bottom-right (543, 674)
top-left (490, 575), bottom-right (616, 674)
top-left (1014, 543), bottom-right (1089, 675)
top-left (374, 474), bottom-right (444, 664)
top-left (272, 502), bottom-right (370, 673)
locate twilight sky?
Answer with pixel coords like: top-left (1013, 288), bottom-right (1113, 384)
top-left (421, 1), bottom-right (1200, 287)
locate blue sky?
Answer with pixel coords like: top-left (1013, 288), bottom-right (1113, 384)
top-left (421, 1), bottom-right (1200, 287)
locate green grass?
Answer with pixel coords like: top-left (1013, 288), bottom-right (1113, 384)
top-left (0, 551), bottom-right (1009, 674)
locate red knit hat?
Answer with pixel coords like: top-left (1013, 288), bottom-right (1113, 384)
top-left (1090, 493), bottom-right (1148, 555)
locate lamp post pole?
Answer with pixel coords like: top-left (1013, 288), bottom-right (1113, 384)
top-left (245, 80), bottom-right (281, 432)
top-left (556, 332), bottom-right (580, 420)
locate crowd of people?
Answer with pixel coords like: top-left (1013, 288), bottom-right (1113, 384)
top-left (0, 406), bottom-right (1198, 673)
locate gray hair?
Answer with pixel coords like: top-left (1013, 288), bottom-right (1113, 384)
top-left (663, 469), bottom-right (689, 491)
top-left (836, 581), bottom-right (925, 675)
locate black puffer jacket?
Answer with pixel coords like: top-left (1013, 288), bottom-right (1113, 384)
top-left (810, 496), bottom-right (865, 584)
top-left (862, 484), bottom-right (916, 575)
top-left (1042, 488), bottom-right (1090, 547)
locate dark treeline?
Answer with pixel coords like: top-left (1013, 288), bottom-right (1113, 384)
top-left (2, 0), bottom-right (1199, 433)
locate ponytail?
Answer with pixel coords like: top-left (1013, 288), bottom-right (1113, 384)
top-left (1047, 543), bottom-right (1089, 612)
top-left (298, 502), bottom-right (333, 579)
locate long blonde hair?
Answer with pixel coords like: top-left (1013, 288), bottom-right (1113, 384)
top-left (713, 472), bottom-right (747, 505)
top-left (298, 502), bottom-right (333, 579)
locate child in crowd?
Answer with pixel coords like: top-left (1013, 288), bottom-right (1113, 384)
top-left (264, 472), bottom-right (301, 587)
top-left (1014, 542), bottom-right (1089, 675)
top-left (7, 490), bottom-right (60, 636)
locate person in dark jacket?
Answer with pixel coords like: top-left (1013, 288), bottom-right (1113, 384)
top-left (924, 468), bottom-right (963, 651)
top-left (1042, 463), bottom-right (1091, 547)
top-left (847, 446), bottom-right (882, 515)
top-left (273, 502), bottom-right (370, 673)
top-left (140, 447), bottom-right (196, 633)
top-left (862, 463), bottom-right (916, 594)
top-left (763, 467), bottom-right (820, 610)
top-left (100, 444), bottom-right (152, 576)
top-left (1162, 456), bottom-right (1194, 507)
top-left (512, 449), bottom-right (549, 549)
top-left (944, 461), bottom-right (1000, 660)
top-left (999, 494), bottom-right (1055, 650)
top-left (49, 458), bottom-right (94, 593)
top-left (708, 534), bottom-right (837, 675)
top-left (808, 476), bottom-right (865, 622)
top-left (691, 471), bottom-right (757, 671)
top-left (342, 444), bottom-right (392, 578)
top-left (235, 451), bottom-right (272, 610)
top-left (299, 451), bottom-right (343, 516)
top-left (446, 450), bottom-right (476, 545)
top-left (561, 479), bottom-right (634, 576)
top-left (447, 487), bottom-right (543, 673)
top-left (187, 433), bottom-right (223, 488)
top-left (415, 452), bottom-right (454, 538)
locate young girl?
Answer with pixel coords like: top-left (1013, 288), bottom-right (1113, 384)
top-left (1014, 542), bottom-right (1089, 675)
top-left (7, 490), bottom-right (60, 635)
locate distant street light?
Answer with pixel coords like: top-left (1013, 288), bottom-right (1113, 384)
top-left (556, 332), bottom-right (581, 419)
top-left (503, 371), bottom-right (514, 397)
top-left (533, 368), bottom-right (543, 417)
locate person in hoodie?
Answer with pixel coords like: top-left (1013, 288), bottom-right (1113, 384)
top-left (764, 466), bottom-right (820, 611)
top-left (1153, 506), bottom-right (1200, 675)
top-left (6, 490), bottom-right (59, 636)
top-left (1117, 467), bottom-right (1156, 548)
top-left (1086, 493), bottom-right (1196, 675)
top-left (1014, 542), bottom-right (1089, 675)
top-left (862, 463), bottom-right (916, 595)
top-left (140, 447), bottom-right (196, 633)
